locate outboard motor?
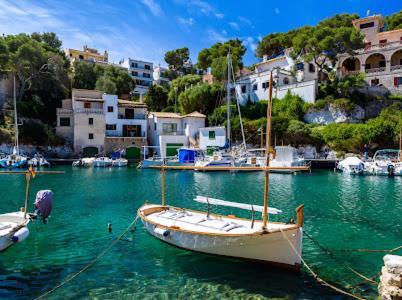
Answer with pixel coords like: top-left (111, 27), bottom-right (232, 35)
top-left (387, 164), bottom-right (395, 177)
top-left (34, 190), bottom-right (53, 223)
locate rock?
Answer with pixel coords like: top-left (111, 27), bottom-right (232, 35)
top-left (304, 103), bottom-right (365, 125)
top-left (379, 255), bottom-right (402, 300)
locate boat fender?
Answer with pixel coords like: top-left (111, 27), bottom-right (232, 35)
top-left (12, 227), bottom-right (29, 243)
top-left (154, 227), bottom-right (170, 237)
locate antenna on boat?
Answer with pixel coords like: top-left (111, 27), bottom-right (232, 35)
top-left (262, 71), bottom-right (274, 230)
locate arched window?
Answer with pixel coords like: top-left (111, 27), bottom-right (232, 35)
top-left (283, 77), bottom-right (289, 85)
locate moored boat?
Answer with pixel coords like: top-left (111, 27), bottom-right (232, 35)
top-left (336, 156), bottom-right (365, 174)
top-left (94, 157), bottom-right (112, 168)
top-left (112, 158), bottom-right (128, 167)
top-left (28, 154), bottom-right (50, 168)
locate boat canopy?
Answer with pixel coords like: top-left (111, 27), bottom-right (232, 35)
top-left (178, 148), bottom-right (197, 163)
top-left (338, 156), bottom-right (364, 167)
top-left (194, 196), bottom-right (282, 215)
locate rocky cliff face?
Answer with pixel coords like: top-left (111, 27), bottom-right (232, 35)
top-left (304, 104), bottom-right (365, 125)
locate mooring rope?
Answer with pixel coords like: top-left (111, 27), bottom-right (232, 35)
top-left (35, 215), bottom-right (140, 300)
top-left (334, 245), bottom-right (402, 254)
top-left (279, 229), bottom-right (366, 300)
top-left (303, 231), bottom-right (378, 285)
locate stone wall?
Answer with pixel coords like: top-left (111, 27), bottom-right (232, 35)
top-left (304, 104), bottom-right (365, 125)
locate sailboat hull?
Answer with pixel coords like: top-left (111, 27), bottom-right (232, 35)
top-left (139, 205), bottom-right (302, 271)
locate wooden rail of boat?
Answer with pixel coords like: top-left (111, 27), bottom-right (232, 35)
top-left (0, 170), bottom-right (65, 174)
top-left (149, 165), bottom-right (311, 172)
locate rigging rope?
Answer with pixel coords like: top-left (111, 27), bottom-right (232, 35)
top-left (35, 215), bottom-right (140, 300)
top-left (279, 228), bottom-right (366, 300)
top-left (303, 231), bottom-right (378, 285)
top-left (333, 245), bottom-right (402, 254)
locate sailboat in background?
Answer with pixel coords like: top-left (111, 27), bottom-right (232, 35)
top-left (0, 75), bottom-right (27, 169)
top-left (138, 72), bottom-right (305, 270)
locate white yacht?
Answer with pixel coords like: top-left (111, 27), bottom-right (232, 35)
top-left (28, 154), bottom-right (50, 168)
top-left (364, 149), bottom-right (400, 176)
top-left (93, 157), bottom-right (113, 168)
top-left (336, 156), bottom-right (365, 174)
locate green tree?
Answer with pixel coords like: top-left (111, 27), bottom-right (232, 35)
top-left (384, 10), bottom-right (402, 31)
top-left (256, 30), bottom-right (298, 58)
top-left (178, 83), bottom-right (222, 115)
top-left (196, 39), bottom-right (246, 80)
top-left (72, 61), bottom-right (99, 90)
top-left (168, 74), bottom-right (202, 103)
top-left (103, 65), bottom-right (135, 97)
top-left (145, 84), bottom-right (168, 111)
top-left (95, 76), bottom-right (117, 94)
top-left (164, 47), bottom-right (190, 72)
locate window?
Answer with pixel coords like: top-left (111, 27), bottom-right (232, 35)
top-left (125, 109), bottom-right (134, 119)
top-left (360, 22), bottom-right (374, 29)
top-left (379, 61), bottom-right (386, 68)
top-left (371, 79), bottom-right (379, 86)
top-left (106, 124), bottom-right (116, 130)
top-left (296, 62), bottom-right (304, 71)
top-left (154, 123), bottom-right (157, 130)
top-left (394, 77), bottom-right (402, 87)
top-left (131, 62), bottom-right (138, 68)
top-left (208, 131), bottom-right (215, 140)
top-left (241, 85), bottom-right (247, 93)
top-left (144, 64), bottom-right (151, 70)
top-left (364, 42), bottom-right (372, 50)
top-left (88, 118), bottom-right (93, 125)
top-left (283, 77), bottom-right (290, 85)
top-left (132, 71), bottom-right (138, 76)
top-left (79, 55), bottom-right (84, 59)
top-left (88, 133), bottom-right (94, 140)
top-left (162, 123), bottom-right (177, 135)
top-left (107, 106), bottom-right (114, 112)
top-left (143, 73), bottom-right (151, 78)
top-left (84, 102), bottom-right (91, 109)
top-left (309, 63), bottom-right (315, 73)
top-left (379, 39), bottom-right (387, 47)
top-left (253, 84), bottom-right (258, 91)
top-left (262, 81), bottom-right (269, 89)
top-left (59, 117), bottom-right (70, 127)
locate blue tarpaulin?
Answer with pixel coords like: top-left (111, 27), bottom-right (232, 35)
top-left (178, 149), bottom-right (197, 163)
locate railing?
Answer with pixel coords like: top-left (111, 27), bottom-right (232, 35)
top-left (356, 40), bottom-right (402, 53)
top-left (74, 108), bottom-right (104, 114)
top-left (106, 132), bottom-right (146, 138)
top-left (391, 65), bottom-right (402, 72)
top-left (56, 108), bottom-right (73, 114)
top-left (365, 67), bottom-right (386, 74)
top-left (158, 130), bottom-right (185, 136)
top-left (341, 70), bottom-right (360, 76)
top-left (117, 114), bottom-right (146, 120)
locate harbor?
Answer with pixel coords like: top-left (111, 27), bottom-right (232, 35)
top-left (0, 166), bottom-right (400, 298)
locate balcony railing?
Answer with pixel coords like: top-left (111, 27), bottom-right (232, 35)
top-left (391, 65), bottom-right (402, 72)
top-left (365, 67), bottom-right (386, 74)
top-left (74, 108), bottom-right (104, 114)
top-left (117, 114), bottom-right (146, 120)
top-left (158, 130), bottom-right (185, 136)
top-left (341, 70), bottom-right (360, 76)
top-left (56, 108), bottom-right (73, 114)
top-left (356, 40), bottom-right (402, 53)
top-left (106, 132), bottom-right (146, 138)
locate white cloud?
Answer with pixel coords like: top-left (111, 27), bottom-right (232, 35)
top-left (274, 7), bottom-right (280, 15)
top-left (228, 22), bottom-right (239, 30)
top-left (205, 29), bottom-right (226, 43)
top-left (238, 16), bottom-right (254, 28)
top-left (221, 29), bottom-right (227, 35)
top-left (244, 36), bottom-right (257, 52)
top-left (176, 17), bottom-right (194, 26)
top-left (174, 0), bottom-right (223, 19)
top-left (215, 13), bottom-right (224, 19)
top-left (141, 0), bottom-right (163, 16)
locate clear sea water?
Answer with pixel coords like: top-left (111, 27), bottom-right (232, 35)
top-left (0, 166), bottom-right (400, 299)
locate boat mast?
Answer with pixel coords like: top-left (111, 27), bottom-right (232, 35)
top-left (13, 74), bottom-right (19, 155)
top-left (226, 50), bottom-right (231, 148)
top-left (262, 72), bottom-right (274, 230)
top-left (230, 57), bottom-right (246, 149)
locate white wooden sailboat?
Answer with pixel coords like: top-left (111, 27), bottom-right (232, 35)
top-left (138, 72), bottom-right (305, 270)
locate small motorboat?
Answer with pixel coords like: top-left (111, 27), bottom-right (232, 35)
top-left (28, 154), bottom-right (50, 168)
top-left (112, 158), bottom-right (128, 167)
top-left (72, 157), bottom-right (95, 167)
top-left (0, 211), bottom-right (30, 251)
top-left (364, 149), bottom-right (400, 176)
top-left (94, 157), bottom-right (112, 168)
top-left (337, 156), bottom-right (365, 174)
top-left (194, 151), bottom-right (234, 168)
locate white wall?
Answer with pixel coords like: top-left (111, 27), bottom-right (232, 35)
top-left (182, 117), bottom-right (205, 138)
top-left (199, 127), bottom-right (226, 150)
top-left (276, 80), bottom-right (317, 104)
top-left (159, 135), bottom-right (189, 158)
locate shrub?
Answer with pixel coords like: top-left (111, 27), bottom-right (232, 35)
top-left (332, 98), bottom-right (355, 113)
top-left (19, 120), bottom-right (64, 145)
top-left (0, 127), bottom-right (13, 144)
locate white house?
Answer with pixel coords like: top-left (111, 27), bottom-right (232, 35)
top-left (153, 65), bottom-right (170, 87)
top-left (120, 58), bottom-right (153, 96)
top-left (56, 89), bottom-right (148, 158)
top-left (235, 49), bottom-right (319, 104)
top-left (147, 111), bottom-right (206, 158)
top-left (199, 126), bottom-right (226, 150)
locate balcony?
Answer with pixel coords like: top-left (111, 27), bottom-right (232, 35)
top-left (74, 108), bottom-right (104, 114)
top-left (56, 108), bottom-right (73, 115)
top-left (365, 67), bottom-right (386, 74)
top-left (391, 65), bottom-right (402, 72)
top-left (106, 132), bottom-right (146, 138)
top-left (158, 130), bottom-right (185, 136)
top-left (356, 41), bottom-right (402, 54)
top-left (118, 114), bottom-right (146, 120)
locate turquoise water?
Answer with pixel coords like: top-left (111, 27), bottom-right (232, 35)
top-left (0, 167), bottom-right (400, 299)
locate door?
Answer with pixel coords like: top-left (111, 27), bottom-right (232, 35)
top-left (123, 125), bottom-right (141, 137)
top-left (83, 146), bottom-right (98, 157)
top-left (166, 143), bottom-right (183, 157)
top-left (125, 147), bottom-right (141, 159)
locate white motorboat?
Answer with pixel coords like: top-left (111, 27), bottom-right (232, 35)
top-left (94, 157), bottom-right (112, 168)
top-left (336, 156), bottom-right (365, 174)
top-left (72, 157), bottom-right (95, 167)
top-left (138, 72), bottom-right (305, 270)
top-left (364, 149), bottom-right (400, 176)
top-left (0, 211), bottom-right (30, 251)
top-left (28, 154), bottom-right (50, 168)
top-left (112, 158), bottom-right (128, 167)
top-left (269, 146), bottom-right (309, 173)
top-left (194, 151), bottom-right (234, 168)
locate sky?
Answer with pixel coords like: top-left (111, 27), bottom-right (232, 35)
top-left (0, 0), bottom-right (401, 67)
